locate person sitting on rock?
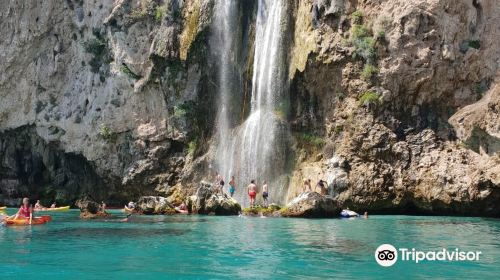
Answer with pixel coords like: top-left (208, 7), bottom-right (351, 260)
top-left (50, 202), bottom-right (56, 208)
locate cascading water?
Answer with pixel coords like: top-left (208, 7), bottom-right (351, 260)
top-left (212, 0), bottom-right (291, 206)
top-left (211, 0), bottom-right (239, 185)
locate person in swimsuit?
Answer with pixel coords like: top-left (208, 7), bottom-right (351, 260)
top-left (229, 176), bottom-right (236, 198)
top-left (50, 202), bottom-right (56, 208)
top-left (34, 200), bottom-right (45, 210)
top-left (10, 197), bottom-right (33, 224)
top-left (247, 180), bottom-right (258, 207)
top-left (303, 179), bottom-right (312, 193)
top-left (262, 181), bottom-right (269, 207)
top-left (316, 180), bottom-right (327, 195)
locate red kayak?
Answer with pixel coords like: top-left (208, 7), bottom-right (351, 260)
top-left (5, 215), bottom-right (52, 226)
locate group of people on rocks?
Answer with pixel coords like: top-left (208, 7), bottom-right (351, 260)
top-left (213, 172), bottom-right (269, 207)
top-left (302, 178), bottom-right (329, 196)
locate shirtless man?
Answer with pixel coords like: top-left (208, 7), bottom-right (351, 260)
top-left (247, 180), bottom-right (258, 207)
top-left (34, 200), bottom-right (45, 210)
top-left (262, 181), bottom-right (269, 207)
top-left (228, 176), bottom-right (236, 197)
top-left (303, 179), bottom-right (312, 193)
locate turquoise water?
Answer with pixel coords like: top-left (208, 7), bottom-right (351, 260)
top-left (1, 210), bottom-right (499, 279)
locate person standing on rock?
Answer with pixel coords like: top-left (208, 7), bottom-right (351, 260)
top-left (316, 180), bottom-right (327, 196)
top-left (262, 181), bottom-right (269, 207)
top-left (303, 179), bottom-right (312, 193)
top-left (247, 180), bottom-right (258, 207)
top-left (229, 176), bottom-right (236, 198)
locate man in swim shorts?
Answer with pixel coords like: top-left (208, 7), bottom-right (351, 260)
top-left (247, 180), bottom-right (258, 207)
top-left (262, 181), bottom-right (269, 207)
top-left (229, 176), bottom-right (236, 197)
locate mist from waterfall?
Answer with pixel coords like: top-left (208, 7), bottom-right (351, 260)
top-left (213, 0), bottom-right (290, 206)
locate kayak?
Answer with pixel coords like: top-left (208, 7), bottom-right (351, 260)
top-left (35, 206), bottom-right (70, 212)
top-left (340, 209), bottom-right (359, 218)
top-left (5, 215), bottom-right (52, 226)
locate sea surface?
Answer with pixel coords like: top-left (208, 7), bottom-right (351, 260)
top-left (1, 209), bottom-right (499, 279)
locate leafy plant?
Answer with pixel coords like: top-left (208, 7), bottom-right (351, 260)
top-left (297, 133), bottom-right (325, 147)
top-left (83, 33), bottom-right (111, 73)
top-left (120, 64), bottom-right (142, 80)
top-left (154, 6), bottom-right (166, 23)
top-left (350, 25), bottom-right (376, 63)
top-left (468, 40), bottom-right (480, 49)
top-left (99, 124), bottom-right (117, 142)
top-left (361, 64), bottom-right (378, 80)
top-left (358, 91), bottom-right (380, 106)
top-left (187, 140), bottom-right (197, 156)
top-left (351, 10), bottom-right (363, 24)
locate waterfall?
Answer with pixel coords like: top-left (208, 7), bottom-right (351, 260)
top-left (211, 0), bottom-right (238, 185)
top-left (212, 0), bottom-right (290, 206)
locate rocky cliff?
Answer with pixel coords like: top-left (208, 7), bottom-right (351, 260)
top-left (0, 0), bottom-right (498, 216)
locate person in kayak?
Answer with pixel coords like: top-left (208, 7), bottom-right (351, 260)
top-left (35, 200), bottom-right (46, 210)
top-left (262, 181), bottom-right (269, 207)
top-left (228, 176), bottom-right (236, 198)
top-left (247, 180), bottom-right (258, 207)
top-left (9, 197), bottom-right (33, 225)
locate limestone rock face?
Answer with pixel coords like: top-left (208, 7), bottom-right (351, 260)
top-left (1, 0), bottom-right (499, 216)
top-left (135, 196), bottom-right (175, 215)
top-left (287, 0), bottom-right (500, 216)
top-left (187, 181), bottom-right (241, 215)
top-left (0, 0), bottom-right (213, 205)
top-left (281, 192), bottom-right (340, 218)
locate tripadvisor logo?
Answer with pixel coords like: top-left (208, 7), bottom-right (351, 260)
top-left (375, 244), bottom-right (482, 267)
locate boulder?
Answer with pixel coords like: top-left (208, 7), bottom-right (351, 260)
top-left (281, 192), bottom-right (340, 218)
top-left (187, 181), bottom-right (241, 215)
top-left (75, 196), bottom-right (110, 219)
top-left (135, 196), bottom-right (176, 215)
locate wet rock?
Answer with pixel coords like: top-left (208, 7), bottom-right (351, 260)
top-left (281, 192), bottom-right (340, 218)
top-left (187, 181), bottom-right (241, 215)
top-left (75, 196), bottom-right (110, 219)
top-left (135, 196), bottom-right (176, 215)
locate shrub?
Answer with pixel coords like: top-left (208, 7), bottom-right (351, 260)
top-left (187, 140), bottom-right (197, 155)
top-left (351, 24), bottom-right (370, 38)
top-left (350, 24), bottom-right (376, 63)
top-left (358, 91), bottom-right (380, 106)
top-left (120, 64), bottom-right (142, 80)
top-left (353, 36), bottom-right (376, 63)
top-left (351, 10), bottom-right (363, 24)
top-left (154, 6), bottom-right (166, 23)
top-left (297, 133), bottom-right (325, 147)
top-left (361, 64), bottom-right (378, 80)
top-left (468, 40), bottom-right (480, 49)
top-left (99, 124), bottom-right (117, 142)
top-left (83, 34), bottom-right (111, 73)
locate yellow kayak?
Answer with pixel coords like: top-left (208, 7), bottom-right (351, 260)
top-left (35, 206), bottom-right (70, 212)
